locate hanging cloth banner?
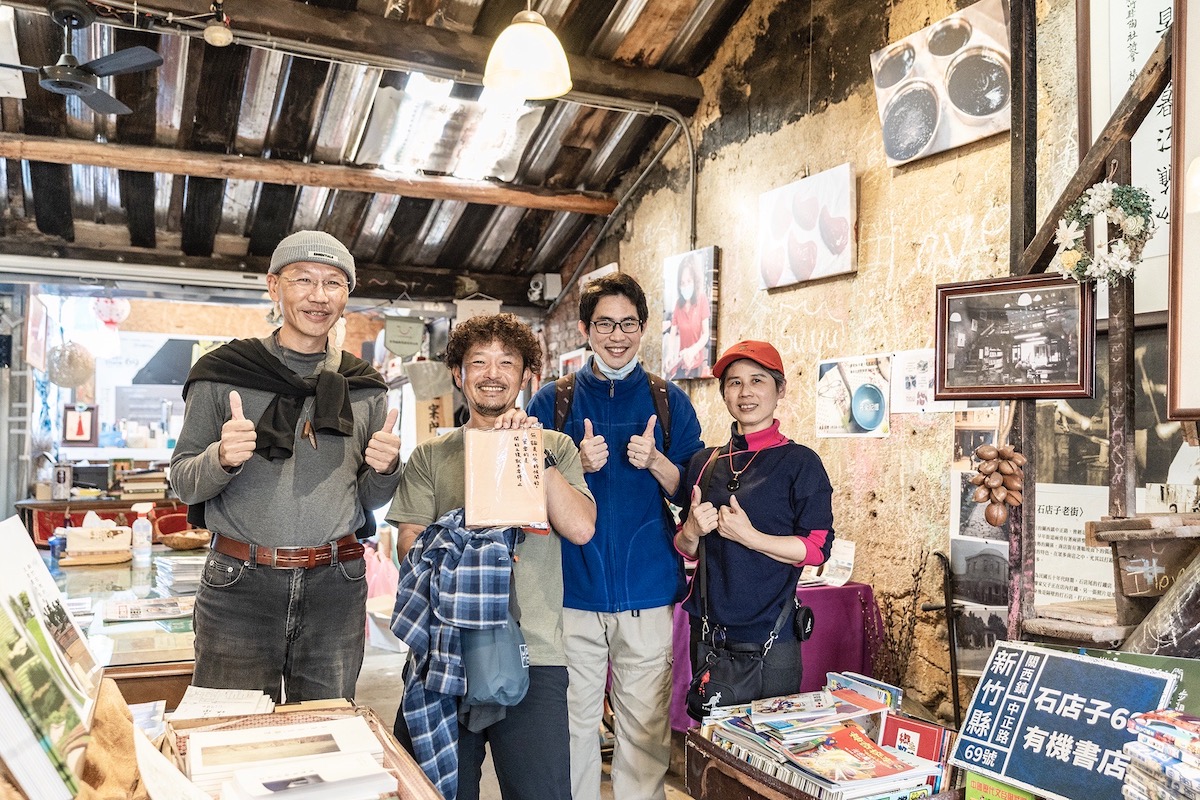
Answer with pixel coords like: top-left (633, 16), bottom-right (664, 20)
top-left (384, 317), bottom-right (425, 358)
top-left (406, 359), bottom-right (455, 402)
top-left (454, 294), bottom-right (502, 322)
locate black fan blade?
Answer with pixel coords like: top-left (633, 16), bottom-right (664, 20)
top-left (0, 62), bottom-right (39, 74)
top-left (82, 45), bottom-right (163, 78)
top-left (79, 88), bottom-right (132, 115)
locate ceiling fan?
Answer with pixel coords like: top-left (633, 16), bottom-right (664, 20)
top-left (0, 0), bottom-right (163, 115)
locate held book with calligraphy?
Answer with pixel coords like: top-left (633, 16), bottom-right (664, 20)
top-left (464, 427), bottom-right (548, 530)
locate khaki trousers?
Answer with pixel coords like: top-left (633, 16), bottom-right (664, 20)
top-left (564, 606), bottom-right (674, 800)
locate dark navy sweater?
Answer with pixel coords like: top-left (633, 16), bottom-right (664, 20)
top-left (681, 425), bottom-right (835, 643)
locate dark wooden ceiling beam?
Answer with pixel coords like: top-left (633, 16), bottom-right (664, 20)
top-left (0, 236), bottom-right (534, 304)
top-left (114, 28), bottom-right (162, 249)
top-left (5, 0), bottom-right (703, 115)
top-left (0, 133), bottom-right (621, 214)
top-left (14, 10), bottom-right (73, 241)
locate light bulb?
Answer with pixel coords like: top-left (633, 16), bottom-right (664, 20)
top-left (483, 9), bottom-right (572, 101)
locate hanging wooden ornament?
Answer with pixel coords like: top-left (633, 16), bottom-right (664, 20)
top-left (968, 443), bottom-right (1026, 527)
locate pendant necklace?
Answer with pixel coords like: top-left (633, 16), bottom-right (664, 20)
top-left (725, 440), bottom-right (762, 492)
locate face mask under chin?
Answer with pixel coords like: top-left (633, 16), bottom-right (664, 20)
top-left (594, 354), bottom-right (639, 381)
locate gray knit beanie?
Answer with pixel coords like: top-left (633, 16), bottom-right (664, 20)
top-left (269, 231), bottom-right (356, 290)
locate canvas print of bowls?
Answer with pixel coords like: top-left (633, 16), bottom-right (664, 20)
top-left (757, 162), bottom-right (857, 290)
top-left (869, 0), bottom-right (1010, 167)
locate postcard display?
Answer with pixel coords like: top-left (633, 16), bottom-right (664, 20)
top-left (950, 642), bottom-right (1176, 800)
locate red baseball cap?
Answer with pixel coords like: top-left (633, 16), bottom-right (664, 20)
top-left (712, 340), bottom-right (785, 379)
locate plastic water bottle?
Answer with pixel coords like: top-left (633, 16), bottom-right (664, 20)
top-left (131, 502), bottom-right (154, 568)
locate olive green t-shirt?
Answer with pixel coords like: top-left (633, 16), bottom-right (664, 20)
top-left (386, 427), bottom-right (592, 666)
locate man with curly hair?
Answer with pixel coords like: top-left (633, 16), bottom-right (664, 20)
top-left (387, 313), bottom-right (595, 800)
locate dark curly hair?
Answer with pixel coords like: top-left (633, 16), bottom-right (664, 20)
top-left (445, 313), bottom-right (542, 374)
top-left (579, 273), bottom-right (648, 324)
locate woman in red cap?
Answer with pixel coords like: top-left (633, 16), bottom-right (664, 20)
top-left (675, 340), bottom-right (835, 714)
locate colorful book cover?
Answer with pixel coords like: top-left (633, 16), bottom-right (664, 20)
top-left (827, 672), bottom-right (896, 709)
top-left (963, 770), bottom-right (1035, 800)
top-left (750, 690), bottom-right (839, 724)
top-left (783, 721), bottom-right (933, 787)
top-left (843, 671), bottom-right (904, 711)
top-left (880, 715), bottom-right (946, 762)
top-left (1137, 731), bottom-right (1200, 769)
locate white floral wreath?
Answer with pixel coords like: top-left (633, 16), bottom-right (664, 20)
top-left (1050, 180), bottom-right (1156, 283)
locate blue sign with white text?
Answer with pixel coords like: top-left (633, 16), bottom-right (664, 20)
top-left (949, 642), bottom-right (1175, 800)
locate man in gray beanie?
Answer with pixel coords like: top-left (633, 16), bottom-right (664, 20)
top-left (171, 230), bottom-right (401, 703)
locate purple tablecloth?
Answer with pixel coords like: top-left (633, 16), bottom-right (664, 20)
top-left (669, 581), bottom-right (883, 732)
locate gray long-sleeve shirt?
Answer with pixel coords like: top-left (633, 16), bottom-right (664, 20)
top-left (169, 339), bottom-right (401, 549)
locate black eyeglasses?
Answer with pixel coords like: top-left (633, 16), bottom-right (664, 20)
top-left (590, 318), bottom-right (643, 334)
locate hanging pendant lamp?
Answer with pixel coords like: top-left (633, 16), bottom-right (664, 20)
top-left (482, 2), bottom-right (572, 100)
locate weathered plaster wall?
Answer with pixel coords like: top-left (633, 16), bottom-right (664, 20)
top-left (545, 0), bottom-right (1081, 719)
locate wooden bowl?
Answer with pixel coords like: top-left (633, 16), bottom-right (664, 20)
top-left (160, 530), bottom-right (210, 550)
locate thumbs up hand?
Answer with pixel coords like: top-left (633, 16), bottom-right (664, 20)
top-left (717, 494), bottom-right (755, 544)
top-left (364, 407), bottom-right (401, 474)
top-left (578, 418), bottom-right (609, 473)
top-left (688, 484), bottom-right (719, 536)
top-left (219, 390), bottom-right (257, 470)
top-left (627, 415), bottom-right (660, 471)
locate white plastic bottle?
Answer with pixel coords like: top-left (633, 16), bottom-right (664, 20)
top-left (131, 502), bottom-right (154, 568)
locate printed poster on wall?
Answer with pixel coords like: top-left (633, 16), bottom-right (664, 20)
top-left (891, 349), bottom-right (954, 413)
top-left (815, 354), bottom-right (891, 438)
top-left (950, 642), bottom-right (1176, 800)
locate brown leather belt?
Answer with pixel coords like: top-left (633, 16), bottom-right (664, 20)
top-left (211, 532), bottom-right (364, 569)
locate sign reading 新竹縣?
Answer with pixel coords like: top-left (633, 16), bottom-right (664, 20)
top-left (950, 642), bottom-right (1176, 800)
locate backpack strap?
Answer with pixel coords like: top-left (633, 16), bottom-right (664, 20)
top-left (645, 372), bottom-right (672, 454)
top-left (553, 372), bottom-right (576, 433)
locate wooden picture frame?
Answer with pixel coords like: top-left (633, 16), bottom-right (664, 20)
top-left (558, 347), bottom-right (588, 378)
top-left (934, 273), bottom-right (1095, 400)
top-left (63, 403), bottom-right (98, 446)
top-left (1169, 3), bottom-right (1200, 419)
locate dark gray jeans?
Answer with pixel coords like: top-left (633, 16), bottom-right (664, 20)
top-left (191, 548), bottom-right (368, 703)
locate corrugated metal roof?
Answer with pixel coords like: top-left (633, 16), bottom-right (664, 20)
top-left (0, 0), bottom-right (741, 304)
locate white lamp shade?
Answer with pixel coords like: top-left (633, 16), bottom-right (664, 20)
top-left (483, 10), bottom-right (572, 100)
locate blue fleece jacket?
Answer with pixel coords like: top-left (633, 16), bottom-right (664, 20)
top-left (528, 358), bottom-right (704, 612)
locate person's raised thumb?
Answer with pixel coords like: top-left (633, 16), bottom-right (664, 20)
top-left (691, 484), bottom-right (702, 506)
top-left (380, 407), bottom-right (399, 434)
top-left (229, 390), bottom-right (245, 421)
top-left (642, 415), bottom-right (657, 439)
top-left (583, 418), bottom-right (594, 439)
top-left (728, 493), bottom-right (743, 512)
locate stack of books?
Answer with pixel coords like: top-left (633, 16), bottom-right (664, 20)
top-left (116, 469), bottom-right (170, 500)
top-left (1123, 709), bottom-right (1200, 800)
top-left (155, 554), bottom-right (207, 595)
top-left (697, 683), bottom-right (946, 800)
top-left (170, 686), bottom-right (275, 722)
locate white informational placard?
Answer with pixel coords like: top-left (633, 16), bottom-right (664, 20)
top-left (1033, 483), bottom-right (1114, 605)
top-left (890, 349), bottom-right (954, 414)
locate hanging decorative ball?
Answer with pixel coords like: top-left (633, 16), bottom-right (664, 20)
top-left (968, 443), bottom-right (1026, 527)
top-left (92, 297), bottom-right (131, 329)
top-left (46, 341), bottom-right (95, 388)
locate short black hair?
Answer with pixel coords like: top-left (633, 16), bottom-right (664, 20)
top-left (579, 273), bottom-right (648, 324)
top-left (445, 313), bottom-right (542, 374)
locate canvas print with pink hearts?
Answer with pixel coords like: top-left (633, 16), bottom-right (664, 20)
top-left (757, 162), bottom-right (857, 290)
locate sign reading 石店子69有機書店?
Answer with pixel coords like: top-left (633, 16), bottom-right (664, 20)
top-left (950, 642), bottom-right (1176, 800)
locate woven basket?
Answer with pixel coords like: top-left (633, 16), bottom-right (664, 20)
top-left (160, 530), bottom-right (210, 550)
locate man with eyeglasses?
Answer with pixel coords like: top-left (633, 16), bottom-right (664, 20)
top-left (171, 230), bottom-right (402, 703)
top-left (528, 273), bottom-right (703, 800)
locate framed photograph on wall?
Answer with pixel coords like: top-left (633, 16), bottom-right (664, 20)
top-left (934, 273), bottom-right (1095, 400)
top-left (63, 404), bottom-right (98, 446)
top-left (663, 246), bottom-right (718, 380)
top-left (1170, 3), bottom-right (1200, 419)
top-left (757, 164), bottom-right (856, 289)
